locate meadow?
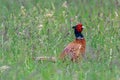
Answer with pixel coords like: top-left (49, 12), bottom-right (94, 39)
top-left (0, 0), bottom-right (120, 80)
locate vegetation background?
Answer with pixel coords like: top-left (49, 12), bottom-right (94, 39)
top-left (0, 0), bottom-right (120, 80)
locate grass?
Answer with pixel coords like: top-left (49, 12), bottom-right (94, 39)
top-left (0, 0), bottom-right (120, 80)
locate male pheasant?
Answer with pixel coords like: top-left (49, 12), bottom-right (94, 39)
top-left (59, 23), bottom-right (86, 62)
top-left (33, 23), bottom-right (86, 62)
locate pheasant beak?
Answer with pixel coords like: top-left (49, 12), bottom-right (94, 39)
top-left (82, 26), bottom-right (85, 29)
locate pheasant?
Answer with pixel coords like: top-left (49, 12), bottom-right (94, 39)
top-left (33, 23), bottom-right (86, 62)
top-left (59, 23), bottom-right (86, 62)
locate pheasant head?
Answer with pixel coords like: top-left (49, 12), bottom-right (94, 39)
top-left (72, 23), bottom-right (85, 39)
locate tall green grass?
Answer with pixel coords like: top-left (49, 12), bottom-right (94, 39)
top-left (0, 0), bottom-right (120, 80)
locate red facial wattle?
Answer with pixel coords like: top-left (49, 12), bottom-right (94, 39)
top-left (76, 24), bottom-right (83, 32)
